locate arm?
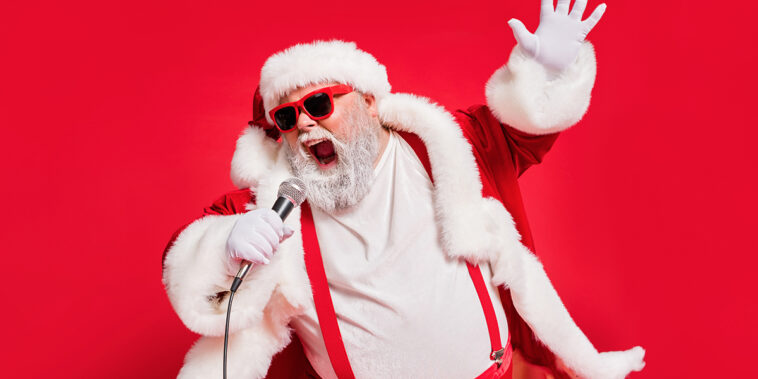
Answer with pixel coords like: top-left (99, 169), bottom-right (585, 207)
top-left (483, 2), bottom-right (646, 378)
top-left (456, 105), bottom-right (560, 178)
top-left (163, 189), bottom-right (292, 337)
top-left (459, 108), bottom-right (646, 378)
top-left (162, 189), bottom-right (278, 336)
top-left (486, 0), bottom-right (603, 136)
top-left (163, 189), bottom-right (307, 378)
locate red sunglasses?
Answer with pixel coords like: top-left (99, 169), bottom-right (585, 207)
top-left (269, 84), bottom-right (354, 133)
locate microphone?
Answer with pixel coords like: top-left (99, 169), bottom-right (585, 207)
top-left (224, 178), bottom-right (306, 379)
top-left (233, 177), bottom-right (307, 286)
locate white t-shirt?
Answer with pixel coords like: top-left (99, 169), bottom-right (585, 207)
top-left (291, 131), bottom-right (509, 379)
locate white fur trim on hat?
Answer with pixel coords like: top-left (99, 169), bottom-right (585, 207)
top-left (259, 40), bottom-right (391, 125)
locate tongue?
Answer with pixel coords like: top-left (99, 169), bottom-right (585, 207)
top-left (314, 140), bottom-right (335, 158)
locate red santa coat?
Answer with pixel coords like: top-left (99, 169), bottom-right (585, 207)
top-left (162, 43), bottom-right (645, 379)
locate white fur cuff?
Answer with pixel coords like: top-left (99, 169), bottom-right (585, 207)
top-left (165, 209), bottom-right (313, 377)
top-left (162, 214), bottom-right (281, 336)
top-left (485, 42), bottom-right (597, 135)
top-left (178, 322), bottom-right (295, 379)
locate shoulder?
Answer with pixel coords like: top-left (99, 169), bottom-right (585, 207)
top-left (453, 104), bottom-right (507, 154)
top-left (203, 188), bottom-right (257, 216)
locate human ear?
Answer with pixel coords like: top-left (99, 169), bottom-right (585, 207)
top-left (362, 93), bottom-right (378, 118)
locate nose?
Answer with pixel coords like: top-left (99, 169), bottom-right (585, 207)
top-left (295, 106), bottom-right (317, 132)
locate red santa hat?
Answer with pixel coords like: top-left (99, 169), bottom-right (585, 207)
top-left (256, 40), bottom-right (392, 129)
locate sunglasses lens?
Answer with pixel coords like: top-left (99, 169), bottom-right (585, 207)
top-left (304, 92), bottom-right (332, 118)
top-left (274, 107), bottom-right (297, 131)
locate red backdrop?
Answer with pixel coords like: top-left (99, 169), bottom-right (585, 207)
top-left (2, 0), bottom-right (756, 378)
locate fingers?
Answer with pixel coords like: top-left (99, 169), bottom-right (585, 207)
top-left (228, 242), bottom-right (270, 265)
top-left (281, 225), bottom-right (295, 241)
top-left (249, 224), bottom-right (293, 263)
top-left (249, 236), bottom-right (274, 260)
top-left (260, 209), bottom-right (285, 238)
top-left (569, 0), bottom-right (587, 20)
top-left (229, 232), bottom-right (270, 261)
top-left (258, 223), bottom-right (280, 249)
top-left (507, 18), bottom-right (539, 58)
top-left (540, 0), bottom-right (554, 15)
top-left (225, 208), bottom-right (297, 275)
top-left (507, 18), bottom-right (529, 44)
top-left (582, 3), bottom-right (607, 33)
top-left (556, 0), bottom-right (570, 14)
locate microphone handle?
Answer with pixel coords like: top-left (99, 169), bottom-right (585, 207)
top-left (272, 196), bottom-right (295, 220)
top-left (234, 197), bottom-right (296, 282)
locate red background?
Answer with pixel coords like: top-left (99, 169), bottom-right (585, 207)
top-left (2, 0), bottom-right (756, 377)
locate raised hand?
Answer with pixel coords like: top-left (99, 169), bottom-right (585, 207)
top-left (507, 0), bottom-right (606, 72)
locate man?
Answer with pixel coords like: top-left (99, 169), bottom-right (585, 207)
top-left (163, 1), bottom-right (646, 378)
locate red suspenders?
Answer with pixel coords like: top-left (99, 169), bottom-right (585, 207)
top-left (301, 202), bottom-right (357, 379)
top-left (297, 131), bottom-right (512, 378)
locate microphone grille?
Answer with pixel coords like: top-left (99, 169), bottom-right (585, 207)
top-left (278, 177), bottom-right (307, 206)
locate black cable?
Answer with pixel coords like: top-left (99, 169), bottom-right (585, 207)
top-left (224, 277), bottom-right (243, 379)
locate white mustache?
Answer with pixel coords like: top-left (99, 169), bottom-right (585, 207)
top-left (285, 101), bottom-right (379, 212)
top-left (296, 128), bottom-right (347, 158)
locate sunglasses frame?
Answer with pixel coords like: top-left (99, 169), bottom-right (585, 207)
top-left (269, 84), bottom-right (354, 133)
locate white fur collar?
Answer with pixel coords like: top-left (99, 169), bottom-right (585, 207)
top-left (174, 50), bottom-right (646, 379)
top-left (229, 92), bottom-right (525, 265)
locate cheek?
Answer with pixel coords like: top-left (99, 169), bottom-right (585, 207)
top-left (283, 133), bottom-right (299, 151)
top-left (321, 114), bottom-right (349, 140)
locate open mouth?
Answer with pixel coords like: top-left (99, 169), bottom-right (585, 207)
top-left (305, 139), bottom-right (338, 168)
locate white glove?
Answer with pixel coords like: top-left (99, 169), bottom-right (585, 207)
top-left (508, 0), bottom-right (607, 73)
top-left (225, 208), bottom-right (295, 275)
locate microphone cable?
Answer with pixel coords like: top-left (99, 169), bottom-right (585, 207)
top-left (222, 177), bottom-right (306, 379)
top-left (224, 276), bottom-right (245, 379)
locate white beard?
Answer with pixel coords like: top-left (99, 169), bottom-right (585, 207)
top-left (286, 100), bottom-right (382, 213)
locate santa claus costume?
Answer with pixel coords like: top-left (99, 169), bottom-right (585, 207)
top-left (162, 13), bottom-right (645, 378)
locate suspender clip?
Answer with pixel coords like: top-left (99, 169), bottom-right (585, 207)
top-left (490, 347), bottom-right (505, 367)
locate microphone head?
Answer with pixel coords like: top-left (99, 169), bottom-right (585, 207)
top-left (278, 177), bottom-right (307, 206)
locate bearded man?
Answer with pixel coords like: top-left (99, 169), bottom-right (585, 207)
top-left (162, 1), bottom-right (646, 378)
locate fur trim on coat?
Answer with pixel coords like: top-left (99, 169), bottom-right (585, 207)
top-left (163, 43), bottom-right (644, 379)
top-left (486, 42), bottom-right (597, 135)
